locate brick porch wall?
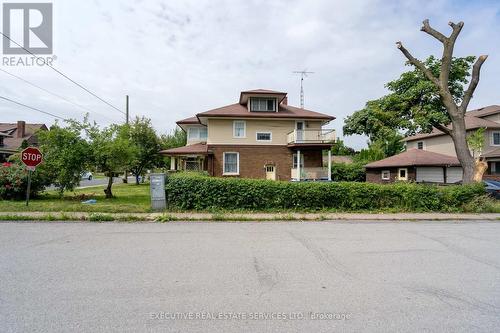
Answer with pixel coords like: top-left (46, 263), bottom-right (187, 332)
top-left (207, 146), bottom-right (325, 180)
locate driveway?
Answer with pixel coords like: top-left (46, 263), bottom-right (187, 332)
top-left (0, 221), bottom-right (499, 332)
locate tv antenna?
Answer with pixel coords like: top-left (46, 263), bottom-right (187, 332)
top-left (293, 70), bottom-right (314, 108)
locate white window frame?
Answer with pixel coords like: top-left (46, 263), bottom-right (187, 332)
top-left (398, 168), bottom-right (408, 181)
top-left (233, 120), bottom-right (246, 138)
top-left (249, 97), bottom-right (277, 112)
top-left (223, 152), bottom-right (239, 175)
top-left (199, 127), bottom-right (207, 140)
top-left (256, 131), bottom-right (272, 142)
top-left (292, 154), bottom-right (304, 169)
top-left (381, 170), bottom-right (390, 180)
top-left (491, 131), bottom-right (500, 146)
top-left (417, 141), bottom-right (425, 150)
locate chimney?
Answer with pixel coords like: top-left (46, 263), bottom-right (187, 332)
top-left (282, 96), bottom-right (288, 105)
top-left (17, 121), bottom-right (25, 138)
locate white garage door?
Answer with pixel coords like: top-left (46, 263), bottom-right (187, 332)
top-left (446, 167), bottom-right (463, 184)
top-left (416, 167), bottom-right (444, 183)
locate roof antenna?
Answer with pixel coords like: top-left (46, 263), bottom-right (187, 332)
top-left (293, 70), bottom-right (314, 108)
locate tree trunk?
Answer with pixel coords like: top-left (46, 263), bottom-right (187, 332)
top-left (473, 159), bottom-right (488, 182)
top-left (135, 174), bottom-right (140, 185)
top-left (104, 176), bottom-right (113, 198)
top-left (450, 119), bottom-right (475, 183)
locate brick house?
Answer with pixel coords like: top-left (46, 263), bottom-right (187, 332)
top-left (0, 121), bottom-right (47, 162)
top-left (160, 89), bottom-right (336, 181)
top-left (365, 105), bottom-right (500, 183)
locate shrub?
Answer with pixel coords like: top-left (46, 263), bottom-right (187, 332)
top-left (0, 162), bottom-right (50, 200)
top-left (164, 173), bottom-right (486, 212)
top-left (330, 162), bottom-right (365, 182)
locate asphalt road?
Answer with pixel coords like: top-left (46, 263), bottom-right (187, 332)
top-left (47, 176), bottom-right (137, 191)
top-left (1, 221), bottom-right (499, 333)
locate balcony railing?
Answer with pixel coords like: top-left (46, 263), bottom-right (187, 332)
top-left (287, 129), bottom-right (336, 144)
top-left (291, 167), bottom-right (329, 181)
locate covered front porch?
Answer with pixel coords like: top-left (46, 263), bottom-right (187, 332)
top-left (160, 143), bottom-right (212, 173)
top-left (290, 147), bottom-right (332, 181)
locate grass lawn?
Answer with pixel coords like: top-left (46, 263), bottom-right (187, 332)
top-left (0, 183), bottom-right (152, 213)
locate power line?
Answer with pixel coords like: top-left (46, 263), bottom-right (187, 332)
top-left (0, 95), bottom-right (66, 120)
top-left (0, 31), bottom-right (125, 116)
top-left (0, 67), bottom-right (119, 122)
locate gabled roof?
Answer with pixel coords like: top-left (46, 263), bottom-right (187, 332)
top-left (159, 142), bottom-right (211, 155)
top-left (403, 115), bottom-right (500, 142)
top-left (196, 103), bottom-right (335, 121)
top-left (465, 105), bottom-right (500, 118)
top-left (365, 148), bottom-right (460, 168)
top-left (0, 123), bottom-right (47, 152)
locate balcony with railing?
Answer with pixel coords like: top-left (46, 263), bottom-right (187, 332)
top-left (291, 167), bottom-right (329, 181)
top-left (287, 129), bottom-right (336, 146)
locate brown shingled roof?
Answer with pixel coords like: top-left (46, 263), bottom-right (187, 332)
top-left (465, 105), bottom-right (500, 118)
top-left (196, 103), bottom-right (334, 120)
top-left (403, 116), bottom-right (500, 142)
top-left (176, 116), bottom-right (200, 125)
top-left (364, 149), bottom-right (460, 168)
top-left (159, 142), bottom-right (210, 155)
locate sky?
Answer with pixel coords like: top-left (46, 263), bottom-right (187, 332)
top-left (0, 0), bottom-right (499, 149)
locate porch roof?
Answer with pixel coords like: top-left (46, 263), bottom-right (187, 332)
top-left (159, 143), bottom-right (211, 156)
top-left (365, 148), bottom-right (460, 168)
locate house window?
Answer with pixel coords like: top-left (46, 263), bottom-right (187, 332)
top-left (492, 132), bottom-right (500, 146)
top-left (250, 98), bottom-right (276, 112)
top-left (417, 141), bottom-right (424, 150)
top-left (223, 152), bottom-right (239, 175)
top-left (187, 127), bottom-right (199, 140)
top-left (187, 127), bottom-right (208, 141)
top-left (292, 154), bottom-right (304, 168)
top-left (256, 132), bottom-right (272, 141)
top-left (381, 170), bottom-right (390, 180)
top-left (398, 168), bottom-right (408, 181)
top-left (233, 121), bottom-right (246, 138)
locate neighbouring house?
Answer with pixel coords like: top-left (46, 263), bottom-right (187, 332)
top-left (365, 105), bottom-right (500, 183)
top-left (0, 121), bottom-right (47, 162)
top-left (160, 89), bottom-right (336, 181)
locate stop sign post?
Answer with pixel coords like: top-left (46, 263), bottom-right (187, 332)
top-left (21, 147), bottom-right (43, 206)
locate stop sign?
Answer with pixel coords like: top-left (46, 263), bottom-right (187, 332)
top-left (21, 147), bottom-right (43, 170)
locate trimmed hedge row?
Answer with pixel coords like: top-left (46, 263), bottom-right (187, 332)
top-left (164, 173), bottom-right (486, 211)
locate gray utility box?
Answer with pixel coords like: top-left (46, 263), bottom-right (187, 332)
top-left (150, 173), bottom-right (166, 211)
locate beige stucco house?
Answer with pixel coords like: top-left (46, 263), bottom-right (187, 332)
top-left (366, 105), bottom-right (500, 183)
top-left (161, 89), bottom-right (336, 181)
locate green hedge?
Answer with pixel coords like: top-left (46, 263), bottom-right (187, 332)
top-left (164, 173), bottom-right (485, 211)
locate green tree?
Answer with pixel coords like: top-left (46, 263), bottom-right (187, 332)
top-left (396, 20), bottom-right (487, 183)
top-left (331, 139), bottom-right (356, 155)
top-left (159, 128), bottom-right (187, 167)
top-left (37, 119), bottom-right (91, 195)
top-left (467, 127), bottom-right (485, 159)
top-left (87, 124), bottom-right (137, 198)
top-left (128, 116), bottom-right (161, 184)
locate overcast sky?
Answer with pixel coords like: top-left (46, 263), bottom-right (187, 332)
top-left (1, 0), bottom-right (499, 149)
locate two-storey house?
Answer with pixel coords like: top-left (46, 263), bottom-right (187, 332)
top-left (161, 89), bottom-right (336, 181)
top-left (365, 105), bottom-right (500, 183)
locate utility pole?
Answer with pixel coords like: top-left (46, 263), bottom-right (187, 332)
top-left (124, 95), bottom-right (130, 183)
top-left (293, 70), bottom-right (314, 108)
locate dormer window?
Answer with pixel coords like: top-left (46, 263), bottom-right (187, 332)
top-left (250, 97), bottom-right (276, 112)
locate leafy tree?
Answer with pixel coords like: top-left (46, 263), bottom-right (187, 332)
top-left (128, 117), bottom-right (161, 184)
top-left (159, 128), bottom-right (187, 167)
top-left (330, 163), bottom-right (365, 182)
top-left (467, 127), bottom-right (485, 159)
top-left (331, 139), bottom-right (356, 155)
top-left (396, 20), bottom-right (488, 183)
top-left (87, 124), bottom-right (137, 198)
top-left (37, 119), bottom-right (91, 195)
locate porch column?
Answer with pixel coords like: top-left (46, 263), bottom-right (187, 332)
top-left (297, 149), bottom-right (301, 181)
top-left (170, 157), bottom-right (176, 171)
top-left (328, 149), bottom-right (332, 181)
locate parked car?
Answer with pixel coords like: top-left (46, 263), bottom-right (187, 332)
top-left (484, 180), bottom-right (500, 199)
top-left (81, 171), bottom-right (93, 181)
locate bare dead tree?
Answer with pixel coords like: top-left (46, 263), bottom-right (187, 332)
top-left (396, 20), bottom-right (488, 183)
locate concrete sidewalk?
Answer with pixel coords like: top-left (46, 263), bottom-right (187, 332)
top-left (0, 211), bottom-right (499, 221)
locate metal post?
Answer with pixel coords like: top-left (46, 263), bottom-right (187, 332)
top-left (328, 150), bottom-right (332, 181)
top-left (124, 95), bottom-right (129, 183)
top-left (25, 170), bottom-right (32, 206)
